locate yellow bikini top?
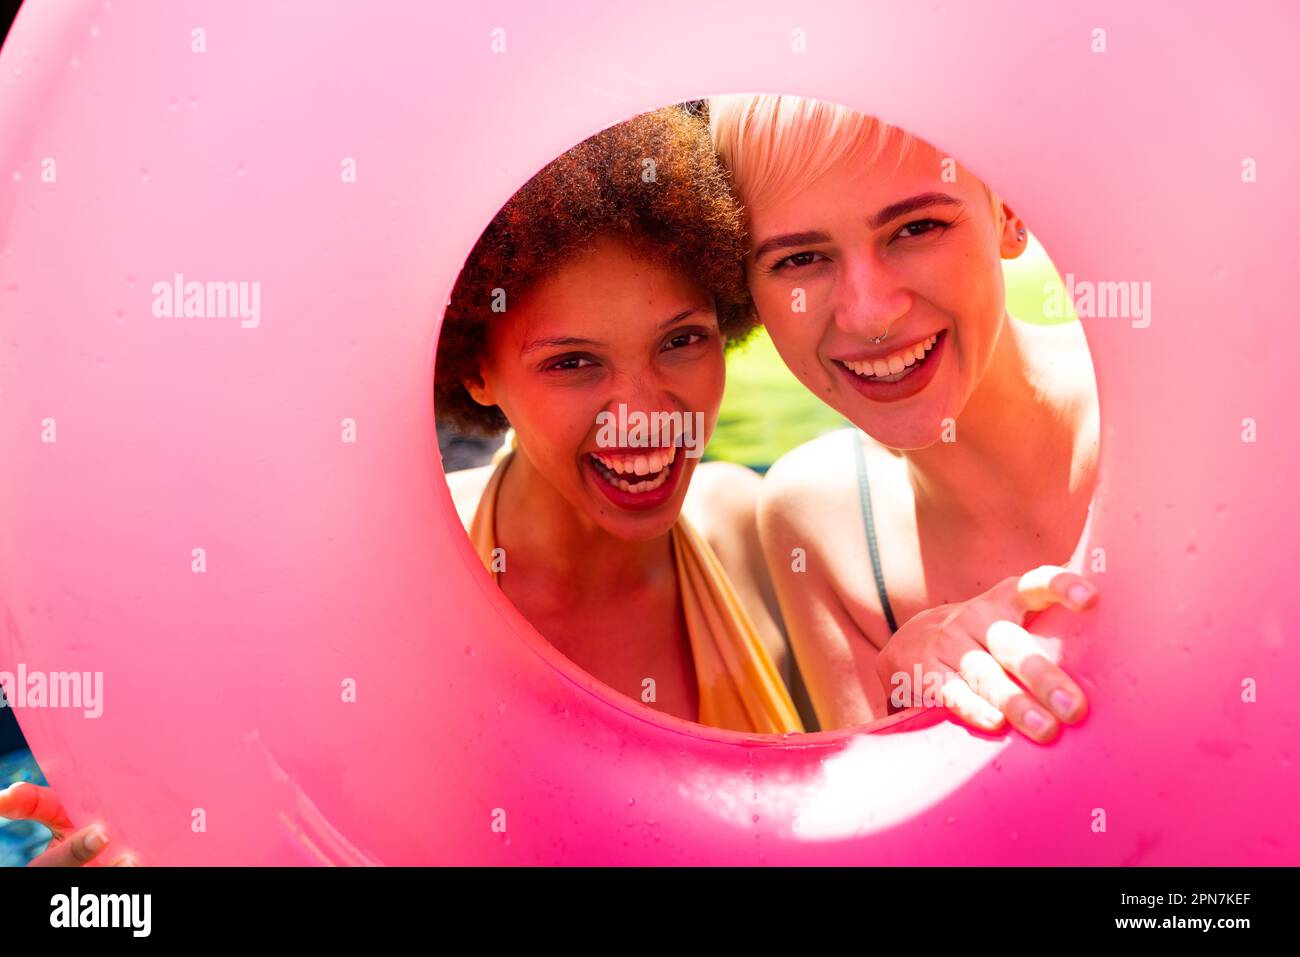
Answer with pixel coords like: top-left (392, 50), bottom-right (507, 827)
top-left (467, 444), bottom-right (803, 735)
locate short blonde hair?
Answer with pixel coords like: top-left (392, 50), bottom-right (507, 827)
top-left (708, 94), bottom-right (1001, 223)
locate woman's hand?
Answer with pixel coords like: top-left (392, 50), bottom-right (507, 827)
top-left (875, 565), bottom-right (1095, 744)
top-left (0, 781), bottom-right (135, 867)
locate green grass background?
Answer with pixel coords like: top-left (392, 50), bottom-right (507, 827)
top-left (709, 237), bottom-right (1074, 468)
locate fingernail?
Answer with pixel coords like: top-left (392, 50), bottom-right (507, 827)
top-left (1068, 583), bottom-right (1094, 606)
top-left (1024, 709), bottom-right (1050, 733)
top-left (1050, 689), bottom-right (1077, 718)
top-left (85, 826), bottom-right (108, 852)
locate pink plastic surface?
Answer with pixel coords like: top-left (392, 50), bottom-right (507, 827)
top-left (0, 0), bottom-right (1296, 864)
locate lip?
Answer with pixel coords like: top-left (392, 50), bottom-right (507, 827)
top-left (584, 443), bottom-right (688, 513)
top-left (834, 330), bottom-right (947, 404)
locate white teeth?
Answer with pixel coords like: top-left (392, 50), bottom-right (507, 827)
top-left (841, 334), bottom-right (939, 378)
top-left (590, 444), bottom-right (677, 493)
top-left (613, 469), bottom-right (670, 494)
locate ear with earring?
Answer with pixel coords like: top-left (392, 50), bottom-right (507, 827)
top-left (1017, 227), bottom-right (1027, 242)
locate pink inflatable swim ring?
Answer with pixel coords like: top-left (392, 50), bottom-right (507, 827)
top-left (0, 1), bottom-right (1296, 864)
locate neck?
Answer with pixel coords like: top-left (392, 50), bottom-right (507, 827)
top-left (904, 317), bottom-right (1082, 528)
top-left (492, 447), bottom-right (675, 600)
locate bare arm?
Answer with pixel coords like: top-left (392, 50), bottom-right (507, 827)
top-left (756, 465), bottom-right (892, 730)
top-left (684, 462), bottom-right (792, 679)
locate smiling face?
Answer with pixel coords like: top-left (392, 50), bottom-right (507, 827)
top-left (466, 234), bottom-right (725, 541)
top-left (744, 135), bottom-right (1026, 450)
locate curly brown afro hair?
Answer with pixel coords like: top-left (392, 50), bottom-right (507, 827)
top-left (434, 104), bottom-right (755, 436)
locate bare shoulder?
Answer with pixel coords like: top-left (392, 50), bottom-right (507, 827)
top-left (683, 461), bottom-right (788, 661)
top-left (758, 429), bottom-right (860, 538)
top-left (1025, 320), bottom-right (1098, 396)
top-left (444, 465), bottom-right (494, 529)
top-left (1023, 320), bottom-right (1100, 484)
top-left (683, 460), bottom-right (763, 551)
top-left (764, 428), bottom-right (857, 486)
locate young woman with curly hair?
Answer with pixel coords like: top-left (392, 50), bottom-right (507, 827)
top-left (436, 105), bottom-right (812, 735)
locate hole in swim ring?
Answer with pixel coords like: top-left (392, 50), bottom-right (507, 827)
top-left (431, 95), bottom-right (1100, 753)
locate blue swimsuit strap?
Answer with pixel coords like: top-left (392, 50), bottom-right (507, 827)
top-left (852, 429), bottom-right (900, 635)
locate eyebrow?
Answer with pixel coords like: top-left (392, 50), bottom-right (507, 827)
top-left (519, 307), bottom-right (700, 356)
top-left (867, 192), bottom-right (963, 228)
top-left (751, 192), bottom-right (965, 261)
top-left (751, 230), bottom-right (831, 263)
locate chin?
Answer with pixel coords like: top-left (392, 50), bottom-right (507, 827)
top-left (848, 393), bottom-right (963, 449)
top-left (842, 370), bottom-right (968, 451)
top-left (597, 511), bottom-right (679, 542)
top-left (577, 450), bottom-right (696, 541)
top-left (853, 422), bottom-right (934, 452)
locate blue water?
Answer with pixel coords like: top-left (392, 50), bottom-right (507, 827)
top-left (0, 748), bottom-right (52, 866)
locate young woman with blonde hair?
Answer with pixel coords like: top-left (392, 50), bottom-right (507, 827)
top-left (710, 94), bottom-right (1101, 741)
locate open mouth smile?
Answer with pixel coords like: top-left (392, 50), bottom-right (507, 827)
top-left (834, 331), bottom-right (947, 403)
top-left (840, 334), bottom-right (939, 381)
top-left (589, 445), bottom-right (677, 493)
top-left (584, 442), bottom-right (686, 511)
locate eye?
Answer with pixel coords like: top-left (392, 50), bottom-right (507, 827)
top-left (544, 354), bottom-right (597, 372)
top-left (662, 329), bottom-right (708, 351)
top-left (770, 250), bottom-right (826, 272)
top-left (894, 218), bottom-right (953, 241)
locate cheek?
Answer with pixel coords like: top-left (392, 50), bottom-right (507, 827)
top-left (750, 277), bottom-right (791, 322)
top-left (687, 350), bottom-right (726, 410)
top-left (914, 246), bottom-right (1000, 347)
top-left (947, 302), bottom-right (1004, 402)
top-left (752, 284), bottom-right (815, 347)
top-left (959, 267), bottom-right (1004, 359)
top-left (530, 388), bottom-right (598, 450)
top-left (520, 406), bottom-right (599, 487)
top-left (496, 372), bottom-right (596, 458)
top-left (665, 348), bottom-right (726, 434)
